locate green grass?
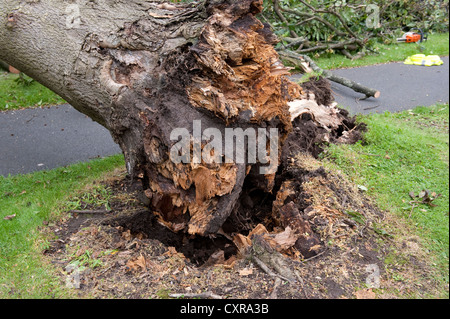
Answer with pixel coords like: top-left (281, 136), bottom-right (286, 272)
top-left (0, 71), bottom-right (65, 111)
top-left (314, 32), bottom-right (449, 70)
top-left (0, 154), bottom-right (125, 298)
top-left (322, 104), bottom-right (449, 289)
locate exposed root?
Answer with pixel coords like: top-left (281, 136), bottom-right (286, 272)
top-left (250, 235), bottom-right (298, 283)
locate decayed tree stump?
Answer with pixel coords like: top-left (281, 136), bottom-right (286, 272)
top-left (0, 0), bottom-right (360, 254)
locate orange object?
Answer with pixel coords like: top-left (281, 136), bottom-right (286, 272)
top-left (404, 33), bottom-right (422, 43)
top-left (397, 30), bottom-right (427, 43)
top-left (8, 65), bottom-right (20, 74)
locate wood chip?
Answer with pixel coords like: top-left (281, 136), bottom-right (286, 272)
top-left (273, 226), bottom-right (298, 250)
top-left (239, 267), bottom-right (253, 276)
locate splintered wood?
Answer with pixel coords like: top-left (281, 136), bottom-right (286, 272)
top-left (187, 16), bottom-right (299, 126)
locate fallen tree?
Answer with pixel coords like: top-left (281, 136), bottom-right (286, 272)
top-left (0, 0), bottom-right (364, 261)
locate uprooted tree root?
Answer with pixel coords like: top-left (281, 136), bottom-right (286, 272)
top-left (44, 54), bottom-right (411, 296)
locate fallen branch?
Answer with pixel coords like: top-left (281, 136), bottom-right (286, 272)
top-left (300, 248), bottom-right (327, 263)
top-left (341, 49), bottom-right (366, 61)
top-left (250, 235), bottom-right (298, 283)
top-left (269, 0), bottom-right (368, 57)
top-left (284, 37), bottom-right (309, 49)
top-left (272, 0), bottom-right (299, 38)
top-left (279, 4), bottom-right (346, 38)
top-left (363, 105), bottom-right (381, 111)
top-left (279, 50), bottom-right (380, 99)
top-left (169, 292), bottom-right (223, 299)
top-left (296, 39), bottom-right (358, 54)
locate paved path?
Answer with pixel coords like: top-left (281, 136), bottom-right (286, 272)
top-left (1, 57), bottom-right (448, 176)
top-left (0, 105), bottom-right (121, 176)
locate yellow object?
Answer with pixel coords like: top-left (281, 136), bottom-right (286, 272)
top-left (404, 54), bottom-right (444, 66)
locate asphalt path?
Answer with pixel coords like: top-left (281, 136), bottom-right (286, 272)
top-left (1, 57), bottom-right (448, 176)
top-left (0, 105), bottom-right (121, 176)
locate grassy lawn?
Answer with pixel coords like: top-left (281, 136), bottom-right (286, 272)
top-left (322, 104), bottom-right (449, 292)
top-left (0, 154), bottom-right (125, 298)
top-left (315, 32), bottom-right (449, 70)
top-left (0, 71), bottom-right (65, 111)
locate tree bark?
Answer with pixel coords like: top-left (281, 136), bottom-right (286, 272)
top-left (0, 0), bottom-right (352, 243)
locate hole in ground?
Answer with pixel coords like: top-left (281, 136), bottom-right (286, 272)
top-left (221, 171), bottom-right (279, 235)
top-left (102, 161), bottom-right (316, 267)
top-left (103, 210), bottom-right (237, 267)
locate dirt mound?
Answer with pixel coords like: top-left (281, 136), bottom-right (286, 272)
top-left (300, 77), bottom-right (334, 107)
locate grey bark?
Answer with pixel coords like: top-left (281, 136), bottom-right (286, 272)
top-left (0, 0), bottom-right (207, 166)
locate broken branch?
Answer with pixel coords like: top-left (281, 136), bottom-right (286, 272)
top-left (266, 0), bottom-right (372, 57)
top-left (279, 50), bottom-right (380, 99)
top-left (251, 255), bottom-right (293, 283)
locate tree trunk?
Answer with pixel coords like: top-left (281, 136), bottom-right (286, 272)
top-left (0, 0), bottom-right (356, 245)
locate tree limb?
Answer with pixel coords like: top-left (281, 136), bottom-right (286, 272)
top-left (279, 50), bottom-right (380, 99)
top-left (272, 0), bottom-right (299, 38)
top-left (268, 0), bottom-right (369, 56)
